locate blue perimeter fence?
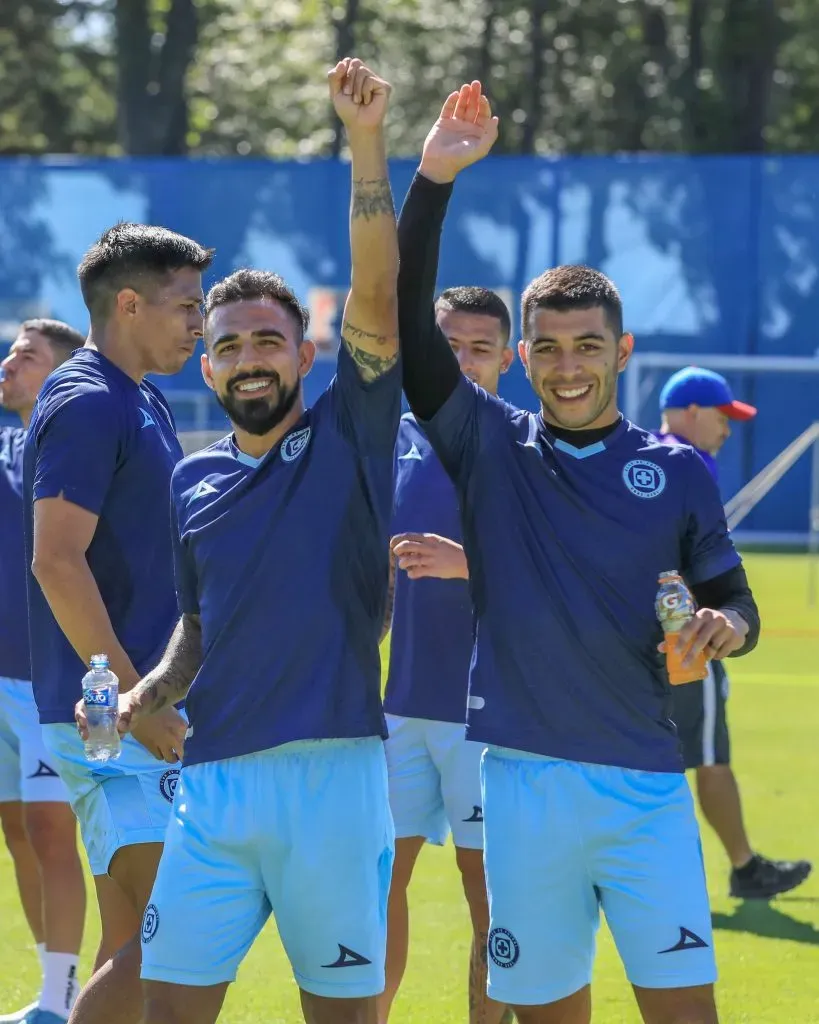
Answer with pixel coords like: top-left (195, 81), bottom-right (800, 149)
top-left (1, 154), bottom-right (818, 537)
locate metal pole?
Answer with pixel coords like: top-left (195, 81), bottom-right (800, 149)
top-left (623, 356), bottom-right (641, 424)
top-left (808, 431), bottom-right (819, 607)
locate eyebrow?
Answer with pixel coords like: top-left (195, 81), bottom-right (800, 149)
top-left (213, 328), bottom-right (288, 346)
top-left (532, 332), bottom-right (607, 343)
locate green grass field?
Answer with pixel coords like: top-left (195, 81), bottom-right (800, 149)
top-left (1, 553), bottom-right (817, 1022)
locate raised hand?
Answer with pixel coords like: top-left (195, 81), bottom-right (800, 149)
top-left (419, 81), bottom-right (499, 184)
top-left (328, 57), bottom-right (391, 133)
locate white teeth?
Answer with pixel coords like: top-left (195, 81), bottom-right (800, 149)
top-left (555, 385), bottom-right (591, 399)
top-left (237, 380), bottom-right (270, 392)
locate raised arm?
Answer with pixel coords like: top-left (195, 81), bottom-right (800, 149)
top-left (399, 82), bottom-right (500, 420)
top-left (329, 58), bottom-right (398, 382)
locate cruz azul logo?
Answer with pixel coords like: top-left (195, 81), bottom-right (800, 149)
top-left (622, 459), bottom-right (666, 499)
top-left (281, 427), bottom-right (311, 463)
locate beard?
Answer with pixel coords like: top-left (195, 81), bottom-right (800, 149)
top-left (216, 371), bottom-right (301, 436)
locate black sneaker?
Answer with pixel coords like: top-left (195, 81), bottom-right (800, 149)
top-left (729, 854), bottom-right (812, 900)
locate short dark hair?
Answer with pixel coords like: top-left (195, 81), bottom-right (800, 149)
top-left (436, 286), bottom-right (512, 344)
top-left (204, 269), bottom-right (310, 341)
top-left (21, 318), bottom-right (85, 366)
top-left (521, 265), bottom-right (623, 339)
top-left (78, 222), bottom-right (214, 322)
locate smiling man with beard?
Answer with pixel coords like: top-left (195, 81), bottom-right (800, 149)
top-left (93, 58), bottom-right (402, 1024)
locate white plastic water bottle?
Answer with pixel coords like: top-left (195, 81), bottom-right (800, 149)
top-left (82, 654), bottom-right (121, 763)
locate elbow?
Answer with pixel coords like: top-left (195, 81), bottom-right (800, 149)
top-left (32, 549), bottom-right (81, 590)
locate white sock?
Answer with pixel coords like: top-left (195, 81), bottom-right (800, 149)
top-left (38, 952), bottom-right (80, 1019)
top-left (36, 942), bottom-right (47, 977)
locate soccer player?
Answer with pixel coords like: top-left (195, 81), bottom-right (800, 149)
top-left (0, 320), bottom-right (87, 1024)
top-left (656, 367), bottom-right (812, 899)
top-left (96, 58), bottom-right (400, 1024)
top-left (394, 82), bottom-right (761, 1024)
top-left (22, 225), bottom-right (213, 1024)
top-left (380, 286), bottom-right (513, 1024)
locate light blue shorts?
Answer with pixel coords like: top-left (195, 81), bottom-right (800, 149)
top-left (140, 737), bottom-right (395, 998)
top-left (43, 723), bottom-right (180, 875)
top-left (0, 678), bottom-right (69, 804)
top-left (482, 748), bottom-right (716, 1006)
top-left (385, 714), bottom-right (484, 849)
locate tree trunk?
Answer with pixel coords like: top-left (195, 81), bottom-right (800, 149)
top-left (329, 0), bottom-right (360, 158)
top-left (115, 0), bottom-right (198, 155)
top-left (520, 0), bottom-right (550, 154)
top-left (716, 0), bottom-right (781, 152)
top-left (682, 0), bottom-right (708, 150)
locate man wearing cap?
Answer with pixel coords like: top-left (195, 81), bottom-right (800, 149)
top-left (657, 366), bottom-right (812, 900)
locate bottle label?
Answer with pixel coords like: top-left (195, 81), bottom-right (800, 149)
top-left (84, 687), bottom-right (116, 709)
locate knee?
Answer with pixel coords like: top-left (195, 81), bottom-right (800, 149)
top-left (455, 847), bottom-right (488, 914)
top-left (23, 804), bottom-right (79, 862)
top-left (0, 803), bottom-right (30, 849)
top-left (143, 999), bottom-right (181, 1024)
top-left (389, 839), bottom-right (422, 893)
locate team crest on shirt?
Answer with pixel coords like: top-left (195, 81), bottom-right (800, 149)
top-left (141, 903), bottom-right (160, 943)
top-left (488, 928), bottom-right (520, 968)
top-left (281, 426), bottom-right (311, 463)
top-left (159, 768), bottom-right (180, 803)
top-left (622, 459), bottom-right (666, 499)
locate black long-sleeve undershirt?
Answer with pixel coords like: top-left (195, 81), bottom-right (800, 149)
top-left (397, 172), bottom-right (462, 421)
top-left (396, 169), bottom-right (760, 657)
top-left (691, 564), bottom-right (760, 657)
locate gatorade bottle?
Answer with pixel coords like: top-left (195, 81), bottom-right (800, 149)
top-left (655, 570), bottom-right (708, 685)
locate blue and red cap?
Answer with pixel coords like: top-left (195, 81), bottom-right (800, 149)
top-left (659, 367), bottom-right (757, 421)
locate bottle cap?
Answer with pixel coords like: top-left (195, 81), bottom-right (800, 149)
top-left (90, 653), bottom-right (109, 669)
top-left (658, 569), bottom-right (681, 583)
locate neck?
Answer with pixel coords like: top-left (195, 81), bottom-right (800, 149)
top-left (540, 404), bottom-right (621, 433)
top-left (232, 398), bottom-right (306, 460)
top-left (17, 406), bottom-right (33, 429)
top-left (86, 326), bottom-right (145, 384)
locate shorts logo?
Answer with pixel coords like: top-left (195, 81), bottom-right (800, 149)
top-left (141, 903), bottom-right (160, 944)
top-left (159, 769), bottom-right (180, 803)
top-left (488, 928), bottom-right (519, 968)
top-left (28, 759), bottom-right (59, 779)
top-left (281, 427), bottom-right (311, 463)
top-left (658, 926), bottom-right (709, 953)
top-left (463, 805), bottom-right (483, 823)
top-left (321, 943), bottom-right (372, 968)
top-left (623, 459), bottom-right (666, 499)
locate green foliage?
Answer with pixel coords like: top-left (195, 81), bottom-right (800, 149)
top-left (2, 0), bottom-right (819, 156)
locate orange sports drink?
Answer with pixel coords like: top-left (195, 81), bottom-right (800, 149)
top-left (655, 570), bottom-right (708, 685)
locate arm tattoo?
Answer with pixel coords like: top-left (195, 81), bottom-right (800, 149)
top-left (131, 614), bottom-right (202, 714)
top-left (342, 320), bottom-right (399, 383)
top-left (352, 177), bottom-right (395, 222)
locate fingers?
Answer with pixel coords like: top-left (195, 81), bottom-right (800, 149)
top-left (327, 58), bottom-right (350, 97)
top-left (331, 57), bottom-right (387, 107)
top-left (440, 91), bottom-right (459, 119)
top-left (74, 702), bottom-right (89, 741)
top-left (390, 532), bottom-right (427, 553)
top-left (453, 83), bottom-right (472, 121)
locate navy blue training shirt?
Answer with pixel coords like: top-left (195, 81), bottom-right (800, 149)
top-left (384, 413), bottom-right (474, 724)
top-left (0, 427), bottom-right (31, 681)
top-left (23, 349), bottom-right (182, 723)
top-left (423, 379), bottom-right (742, 773)
top-left (171, 345), bottom-right (402, 767)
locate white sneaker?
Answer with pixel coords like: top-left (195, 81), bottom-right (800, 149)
top-left (0, 1003), bottom-right (38, 1024)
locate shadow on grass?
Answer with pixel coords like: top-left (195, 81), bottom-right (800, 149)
top-left (712, 901), bottom-right (819, 945)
